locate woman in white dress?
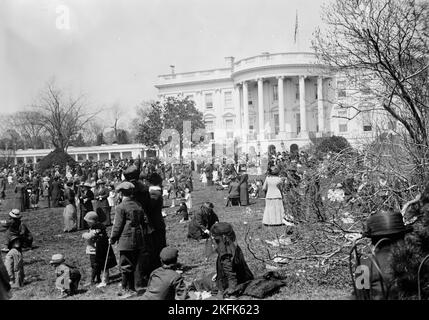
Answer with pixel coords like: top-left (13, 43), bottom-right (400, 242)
top-left (262, 166), bottom-right (289, 226)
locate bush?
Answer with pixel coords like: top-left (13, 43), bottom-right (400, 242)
top-left (314, 135), bottom-right (351, 154)
top-left (37, 148), bottom-right (77, 174)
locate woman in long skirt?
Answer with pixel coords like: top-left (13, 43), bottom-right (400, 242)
top-left (63, 182), bottom-right (77, 232)
top-left (262, 167), bottom-right (290, 226)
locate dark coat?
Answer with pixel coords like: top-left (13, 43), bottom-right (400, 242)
top-left (147, 186), bottom-right (167, 270)
top-left (80, 189), bottom-right (94, 213)
top-left (216, 245), bottom-right (254, 292)
top-left (238, 174), bottom-right (249, 205)
top-left (91, 223), bottom-right (117, 269)
top-left (111, 198), bottom-right (146, 251)
top-left (187, 207), bottom-right (219, 240)
top-left (3, 221), bottom-right (33, 249)
top-left (228, 181), bottom-right (240, 199)
top-left (141, 265), bottom-right (187, 300)
top-left (51, 181), bottom-right (62, 207)
top-left (94, 186), bottom-right (109, 208)
top-left (14, 184), bottom-right (26, 212)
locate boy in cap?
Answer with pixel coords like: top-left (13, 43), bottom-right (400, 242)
top-left (141, 247), bottom-right (187, 300)
top-left (110, 181), bottom-right (148, 297)
top-left (50, 254), bottom-right (81, 298)
top-left (1, 209), bottom-right (33, 250)
top-left (4, 236), bottom-right (24, 288)
top-left (82, 211), bottom-right (117, 286)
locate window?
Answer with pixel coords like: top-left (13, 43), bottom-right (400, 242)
top-left (338, 109), bottom-right (348, 118)
top-left (363, 125), bottom-right (372, 132)
top-left (338, 81), bottom-right (346, 98)
top-left (315, 84), bottom-right (318, 99)
top-left (205, 120), bottom-right (214, 132)
top-left (296, 113), bottom-right (301, 134)
top-left (225, 119), bottom-right (233, 130)
top-left (339, 124), bottom-right (348, 132)
top-left (274, 114), bottom-right (279, 134)
top-left (273, 85), bottom-right (278, 101)
top-left (224, 91), bottom-right (232, 109)
top-left (186, 94), bottom-right (194, 101)
top-left (205, 93), bottom-right (213, 108)
top-left (295, 84), bottom-right (300, 100)
top-left (361, 86), bottom-right (371, 95)
top-left (248, 90), bottom-right (253, 105)
top-left (227, 132), bottom-right (234, 139)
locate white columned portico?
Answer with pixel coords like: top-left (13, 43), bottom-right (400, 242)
top-left (242, 81), bottom-right (249, 141)
top-left (233, 84), bottom-right (242, 135)
top-left (299, 75), bottom-right (308, 136)
top-left (257, 78), bottom-right (264, 139)
top-left (285, 78), bottom-right (292, 134)
top-left (277, 76), bottom-right (285, 138)
top-left (317, 76), bottom-right (325, 135)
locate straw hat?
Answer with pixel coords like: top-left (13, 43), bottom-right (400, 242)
top-left (9, 209), bottom-right (22, 219)
top-left (50, 253), bottom-right (65, 265)
top-left (84, 211), bottom-right (99, 224)
top-left (115, 181), bottom-right (135, 192)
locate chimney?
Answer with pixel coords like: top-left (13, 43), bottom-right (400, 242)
top-left (224, 56), bottom-right (235, 70)
top-left (170, 65), bottom-right (175, 75)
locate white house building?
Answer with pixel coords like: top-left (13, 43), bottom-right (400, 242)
top-left (155, 51), bottom-right (379, 155)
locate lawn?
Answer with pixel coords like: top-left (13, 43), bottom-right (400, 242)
top-left (0, 174), bottom-right (351, 300)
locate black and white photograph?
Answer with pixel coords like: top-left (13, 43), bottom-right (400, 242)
top-left (0, 0), bottom-right (428, 306)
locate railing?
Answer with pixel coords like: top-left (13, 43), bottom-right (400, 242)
top-left (157, 68), bottom-right (231, 85)
top-left (233, 52), bottom-right (319, 73)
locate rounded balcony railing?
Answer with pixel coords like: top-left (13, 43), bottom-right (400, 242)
top-left (233, 52), bottom-right (320, 74)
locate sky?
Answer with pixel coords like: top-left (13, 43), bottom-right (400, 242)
top-left (0, 0), bottom-right (327, 120)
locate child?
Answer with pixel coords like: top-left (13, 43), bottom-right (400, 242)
top-left (184, 188), bottom-right (192, 211)
top-left (50, 253), bottom-right (81, 298)
top-left (141, 247), bottom-right (187, 300)
top-left (167, 178), bottom-right (177, 208)
top-left (82, 211), bottom-right (117, 286)
top-left (200, 171), bottom-right (207, 188)
top-left (177, 202), bottom-right (189, 223)
top-left (1, 209), bottom-right (33, 250)
top-left (4, 236), bottom-right (24, 288)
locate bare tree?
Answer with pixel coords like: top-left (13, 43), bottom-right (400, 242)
top-left (313, 0), bottom-right (429, 165)
top-left (32, 81), bottom-right (98, 151)
top-left (8, 111), bottom-right (46, 149)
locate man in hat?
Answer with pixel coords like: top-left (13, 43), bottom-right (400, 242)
top-left (1, 209), bottom-right (33, 250)
top-left (110, 181), bottom-right (148, 297)
top-left (50, 253), bottom-right (81, 297)
top-left (141, 247), bottom-right (187, 300)
top-left (78, 183), bottom-right (94, 230)
top-left (351, 210), bottom-right (412, 300)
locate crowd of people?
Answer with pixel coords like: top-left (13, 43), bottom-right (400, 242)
top-left (0, 146), bottom-right (426, 301)
top-left (0, 157), bottom-right (261, 300)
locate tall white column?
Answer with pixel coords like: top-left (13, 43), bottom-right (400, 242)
top-left (108, 152), bottom-right (112, 160)
top-left (299, 75), bottom-right (308, 136)
top-left (233, 84), bottom-right (242, 135)
top-left (285, 78), bottom-right (292, 134)
top-left (120, 152), bottom-right (123, 159)
top-left (278, 76), bottom-right (285, 136)
top-left (317, 76), bottom-right (325, 135)
top-left (242, 81), bottom-right (249, 141)
top-left (97, 153), bottom-right (100, 161)
top-left (257, 78), bottom-right (264, 139)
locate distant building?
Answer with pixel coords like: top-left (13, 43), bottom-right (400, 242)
top-left (1, 144), bottom-right (158, 165)
top-left (155, 51), bottom-right (384, 155)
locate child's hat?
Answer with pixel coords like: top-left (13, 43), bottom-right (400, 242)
top-left (50, 253), bottom-right (65, 264)
top-left (160, 247), bottom-right (179, 265)
top-left (84, 211), bottom-right (99, 223)
top-left (9, 209), bottom-right (22, 219)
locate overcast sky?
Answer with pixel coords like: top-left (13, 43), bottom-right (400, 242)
top-left (0, 0), bottom-right (327, 118)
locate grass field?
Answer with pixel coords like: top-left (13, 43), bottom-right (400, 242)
top-left (0, 174), bottom-right (351, 300)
